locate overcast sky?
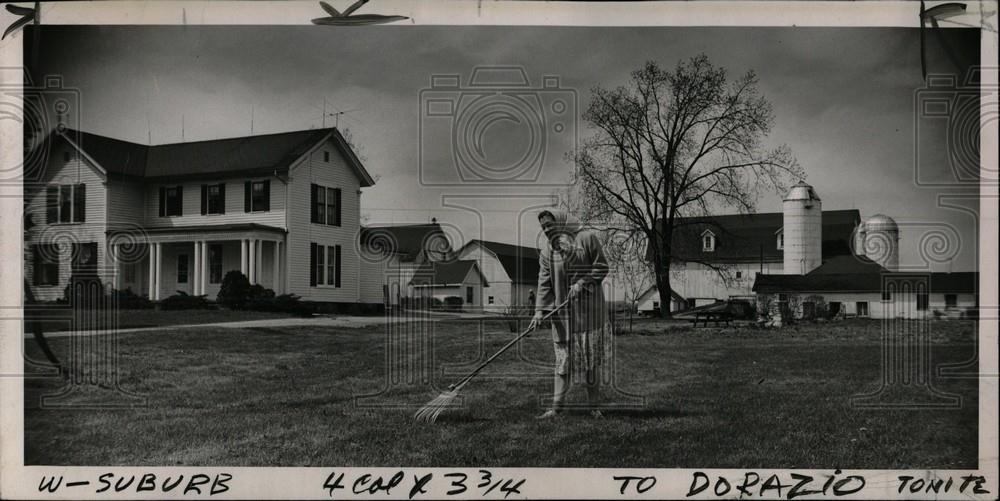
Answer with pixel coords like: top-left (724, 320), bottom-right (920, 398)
top-left (30, 25), bottom-right (981, 272)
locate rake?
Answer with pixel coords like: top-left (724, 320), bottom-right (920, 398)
top-left (414, 299), bottom-right (570, 423)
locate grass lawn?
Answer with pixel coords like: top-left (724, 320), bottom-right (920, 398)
top-left (23, 318), bottom-right (978, 468)
top-left (28, 308), bottom-right (298, 331)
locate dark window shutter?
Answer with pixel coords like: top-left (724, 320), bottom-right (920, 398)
top-left (334, 245), bottom-right (342, 288)
top-left (201, 185), bottom-right (207, 215)
top-left (262, 180), bottom-right (271, 211)
top-left (176, 186), bottom-right (183, 216)
top-left (334, 188), bottom-right (342, 227)
top-left (74, 184), bottom-right (85, 222)
top-left (218, 183), bottom-right (226, 214)
top-left (244, 181), bottom-right (251, 212)
top-left (309, 242), bottom-right (317, 286)
top-left (46, 186), bottom-right (58, 224)
top-left (31, 245), bottom-right (41, 286)
top-left (310, 184), bottom-right (318, 223)
top-left (158, 187), bottom-right (166, 217)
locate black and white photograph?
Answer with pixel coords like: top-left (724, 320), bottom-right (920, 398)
top-left (0, 1), bottom-right (996, 499)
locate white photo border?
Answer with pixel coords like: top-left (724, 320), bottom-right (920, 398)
top-left (1, 1), bottom-right (996, 499)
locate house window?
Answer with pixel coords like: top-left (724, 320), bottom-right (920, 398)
top-left (652, 301), bottom-right (660, 310)
top-left (177, 254), bottom-right (189, 284)
top-left (32, 244), bottom-right (59, 286)
top-left (310, 184), bottom-right (341, 226)
top-left (245, 180), bottom-right (270, 212)
top-left (702, 232), bottom-right (715, 252)
top-left (323, 151), bottom-right (330, 162)
top-left (323, 245), bottom-right (341, 287)
top-left (159, 186), bottom-right (183, 217)
top-left (466, 286), bottom-right (473, 304)
top-left (123, 263), bottom-right (136, 283)
top-left (945, 294), bottom-right (958, 308)
top-left (917, 292), bottom-right (929, 311)
top-left (736, 271), bottom-right (742, 279)
top-left (856, 301), bottom-right (869, 317)
top-left (71, 242), bottom-right (97, 274)
top-left (201, 183), bottom-right (225, 215)
top-left (777, 293), bottom-right (788, 302)
top-left (881, 290), bottom-right (891, 301)
top-left (46, 184), bottom-right (86, 223)
top-left (777, 232), bottom-right (784, 250)
top-left (488, 296), bottom-right (494, 305)
top-left (208, 244), bottom-right (223, 284)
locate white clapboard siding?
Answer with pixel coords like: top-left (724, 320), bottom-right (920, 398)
top-left (143, 178), bottom-right (287, 229)
top-left (286, 137), bottom-right (364, 303)
top-left (106, 178), bottom-right (145, 226)
top-left (358, 248), bottom-right (402, 304)
top-left (24, 141), bottom-right (109, 301)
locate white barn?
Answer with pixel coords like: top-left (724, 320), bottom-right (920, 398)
top-left (456, 240), bottom-right (539, 311)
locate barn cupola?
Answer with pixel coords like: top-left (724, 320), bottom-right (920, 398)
top-left (782, 180), bottom-right (823, 275)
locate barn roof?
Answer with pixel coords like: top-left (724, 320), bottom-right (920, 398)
top-left (360, 223), bottom-right (451, 263)
top-left (47, 127), bottom-right (374, 185)
top-left (752, 268), bottom-right (978, 294)
top-left (410, 260), bottom-right (488, 287)
top-left (463, 240), bottom-right (540, 284)
top-left (647, 209), bottom-right (861, 263)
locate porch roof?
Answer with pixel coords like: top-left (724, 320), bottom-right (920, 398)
top-left (107, 223), bottom-right (287, 242)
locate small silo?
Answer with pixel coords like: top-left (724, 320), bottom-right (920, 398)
top-left (782, 181), bottom-right (823, 275)
top-left (863, 214), bottom-right (899, 271)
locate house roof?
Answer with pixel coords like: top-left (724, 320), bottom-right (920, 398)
top-left (637, 285), bottom-right (686, 303)
top-left (647, 209), bottom-right (861, 263)
top-left (361, 223), bottom-right (451, 262)
top-left (410, 260), bottom-right (488, 287)
top-left (462, 239), bottom-right (540, 284)
top-left (51, 127), bottom-right (374, 185)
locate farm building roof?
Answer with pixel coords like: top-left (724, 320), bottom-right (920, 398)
top-left (752, 267), bottom-right (978, 294)
top-left (646, 209), bottom-right (861, 263)
top-left (409, 260), bottom-right (488, 287)
top-left (40, 127), bottom-right (374, 185)
top-left (462, 240), bottom-right (540, 284)
top-left (360, 223), bottom-right (452, 262)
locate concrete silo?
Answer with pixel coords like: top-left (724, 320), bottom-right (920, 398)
top-left (782, 181), bottom-right (823, 275)
top-left (863, 214), bottom-right (900, 271)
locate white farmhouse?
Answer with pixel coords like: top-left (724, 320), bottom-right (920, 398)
top-left (24, 127), bottom-right (399, 311)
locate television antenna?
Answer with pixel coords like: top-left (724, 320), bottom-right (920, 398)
top-left (321, 98), bottom-right (361, 128)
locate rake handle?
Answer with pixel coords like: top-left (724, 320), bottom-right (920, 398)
top-left (449, 299), bottom-right (570, 391)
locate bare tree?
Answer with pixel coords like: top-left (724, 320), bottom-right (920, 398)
top-left (572, 55), bottom-right (801, 318)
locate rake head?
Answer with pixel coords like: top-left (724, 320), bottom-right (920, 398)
top-left (413, 389), bottom-right (460, 423)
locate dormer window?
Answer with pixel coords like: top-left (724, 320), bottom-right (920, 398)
top-left (701, 230), bottom-right (716, 252)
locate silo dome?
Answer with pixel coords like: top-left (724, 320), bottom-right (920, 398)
top-left (865, 214), bottom-right (898, 232)
top-left (783, 180), bottom-right (822, 203)
top-left (862, 214), bottom-right (900, 271)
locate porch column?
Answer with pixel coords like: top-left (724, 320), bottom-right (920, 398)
top-left (273, 241), bottom-right (281, 294)
top-left (240, 239), bottom-right (248, 277)
top-left (147, 243), bottom-right (156, 299)
top-left (248, 237), bottom-right (257, 285)
top-left (200, 241), bottom-right (208, 295)
top-left (193, 241), bottom-right (201, 296)
top-left (111, 244), bottom-right (121, 290)
top-left (154, 242), bottom-right (163, 301)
